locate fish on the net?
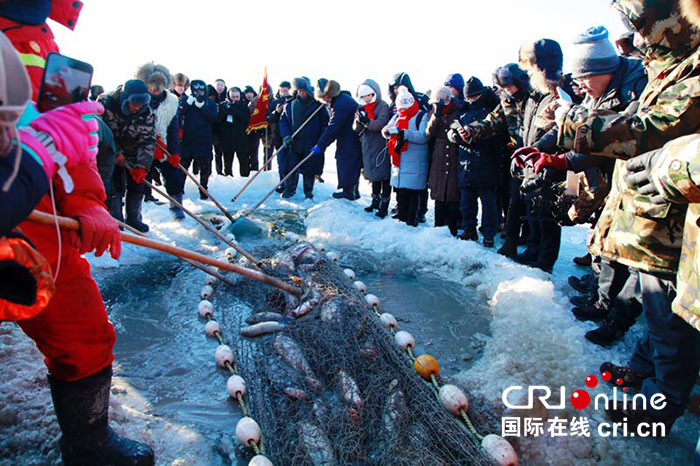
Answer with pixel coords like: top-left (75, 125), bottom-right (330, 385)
top-left (216, 240), bottom-right (495, 466)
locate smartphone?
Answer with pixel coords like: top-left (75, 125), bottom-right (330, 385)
top-left (37, 53), bottom-right (94, 113)
top-left (556, 86), bottom-right (573, 104)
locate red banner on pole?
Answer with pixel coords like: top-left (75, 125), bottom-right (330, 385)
top-left (246, 68), bottom-right (270, 134)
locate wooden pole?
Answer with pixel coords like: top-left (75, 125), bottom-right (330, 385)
top-left (28, 211), bottom-right (301, 297)
top-left (155, 139), bottom-right (236, 224)
top-left (230, 103), bottom-right (325, 204)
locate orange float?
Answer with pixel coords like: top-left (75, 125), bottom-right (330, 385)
top-left (414, 354), bottom-right (440, 380)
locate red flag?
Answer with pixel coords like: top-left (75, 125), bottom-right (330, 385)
top-left (246, 68), bottom-right (270, 134)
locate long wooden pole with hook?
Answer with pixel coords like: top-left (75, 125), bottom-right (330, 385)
top-left (116, 219), bottom-right (239, 289)
top-left (28, 211), bottom-right (301, 297)
top-left (156, 139), bottom-right (236, 223)
top-left (229, 102), bottom-right (325, 204)
top-left (125, 161), bottom-right (263, 268)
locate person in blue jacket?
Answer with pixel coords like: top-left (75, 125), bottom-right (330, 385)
top-left (313, 79), bottom-right (363, 201)
top-left (179, 80), bottom-right (217, 199)
top-left (279, 77), bottom-right (329, 199)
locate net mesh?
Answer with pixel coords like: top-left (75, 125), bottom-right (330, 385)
top-left (217, 240), bottom-right (495, 465)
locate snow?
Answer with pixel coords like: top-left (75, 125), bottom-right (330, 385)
top-left (1, 154), bottom-right (697, 465)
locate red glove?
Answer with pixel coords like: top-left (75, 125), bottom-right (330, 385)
top-left (153, 144), bottom-right (167, 161)
top-left (130, 167), bottom-right (147, 183)
top-left (67, 206), bottom-right (122, 259)
top-left (531, 152), bottom-right (568, 174)
top-left (511, 146), bottom-right (539, 169)
top-left (168, 154), bottom-right (180, 168)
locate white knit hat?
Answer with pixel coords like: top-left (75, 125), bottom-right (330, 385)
top-left (356, 83), bottom-right (376, 104)
top-left (395, 85), bottom-right (414, 110)
top-left (0, 31), bottom-right (31, 125)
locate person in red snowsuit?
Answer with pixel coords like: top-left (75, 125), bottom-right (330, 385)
top-left (1, 2), bottom-right (155, 465)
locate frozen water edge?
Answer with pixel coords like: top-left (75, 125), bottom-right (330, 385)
top-left (1, 153), bottom-right (698, 465)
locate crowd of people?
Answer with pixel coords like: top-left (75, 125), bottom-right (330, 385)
top-left (1, 0), bottom-right (700, 465)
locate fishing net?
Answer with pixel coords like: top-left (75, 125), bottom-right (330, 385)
top-left (215, 240), bottom-right (495, 466)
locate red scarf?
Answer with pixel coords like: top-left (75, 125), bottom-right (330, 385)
top-left (388, 101), bottom-right (419, 167)
top-left (363, 101), bottom-right (378, 120)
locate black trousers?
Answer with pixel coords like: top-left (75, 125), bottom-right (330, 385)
top-left (182, 154), bottom-right (213, 193)
top-left (371, 180), bottom-right (391, 197)
top-left (248, 133), bottom-right (260, 171)
top-left (224, 147), bottom-right (250, 177)
top-left (396, 188), bottom-right (421, 226)
top-left (505, 177), bottom-right (526, 240)
top-left (434, 200), bottom-right (461, 236)
top-left (214, 142), bottom-right (224, 174)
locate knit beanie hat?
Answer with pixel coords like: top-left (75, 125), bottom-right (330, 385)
top-left (429, 86), bottom-right (452, 104)
top-left (356, 83), bottom-right (376, 102)
top-left (464, 77), bottom-right (486, 97)
top-left (570, 26), bottom-right (620, 79)
top-left (444, 73), bottom-right (465, 95)
top-left (395, 85), bottom-right (415, 110)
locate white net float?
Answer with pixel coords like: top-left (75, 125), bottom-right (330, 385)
top-left (204, 275), bottom-right (217, 286)
top-left (394, 331), bottom-right (416, 350)
top-left (239, 256), bottom-right (251, 268)
top-left (201, 285), bottom-right (214, 300)
top-left (249, 455), bottom-right (273, 466)
top-left (198, 300), bottom-right (214, 318)
top-left (225, 233), bottom-right (236, 242)
top-left (353, 281), bottom-right (367, 294)
top-left (326, 251), bottom-right (340, 263)
top-left (235, 417), bottom-right (261, 446)
top-left (379, 313), bottom-right (398, 329)
top-left (224, 247), bottom-right (238, 262)
top-left (215, 345), bottom-right (234, 368)
top-left (286, 232), bottom-right (301, 243)
top-left (226, 375), bottom-right (247, 398)
top-left (315, 243), bottom-right (327, 252)
top-left (481, 434), bottom-right (518, 466)
top-left (365, 294), bottom-right (380, 309)
top-left (343, 269), bottom-right (356, 281)
top-left (439, 384), bottom-right (469, 415)
top-left (204, 320), bottom-right (221, 337)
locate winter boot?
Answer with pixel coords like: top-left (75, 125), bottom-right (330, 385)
top-left (497, 237), bottom-right (518, 257)
top-left (569, 293), bottom-right (596, 308)
top-left (585, 319), bottom-right (628, 347)
top-left (375, 196), bottom-right (390, 219)
top-left (568, 274), bottom-right (597, 294)
top-left (572, 301), bottom-right (608, 322)
top-left (108, 195), bottom-right (124, 224)
top-left (599, 362), bottom-right (646, 390)
top-left (513, 249), bottom-right (538, 266)
top-left (365, 194), bottom-right (380, 212)
top-left (125, 192), bottom-right (149, 233)
top-left (354, 184), bottom-right (361, 200)
top-left (48, 366), bottom-right (155, 466)
top-left (459, 227), bottom-right (478, 241)
top-left (143, 191), bottom-right (163, 205)
top-left (169, 194), bottom-right (186, 220)
top-left (573, 253), bottom-right (592, 267)
top-left (483, 237), bottom-right (495, 248)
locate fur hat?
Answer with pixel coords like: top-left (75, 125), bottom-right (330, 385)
top-left (173, 72), bottom-right (189, 88)
top-left (492, 63), bottom-right (530, 92)
top-left (681, 0), bottom-right (700, 26)
top-left (315, 79), bottom-right (341, 101)
top-left (136, 62), bottom-right (173, 93)
top-left (279, 80), bottom-right (291, 89)
top-left (244, 85), bottom-right (257, 97)
top-left (519, 38), bottom-right (563, 93)
top-left (395, 85), bottom-right (415, 110)
top-left (293, 77), bottom-right (313, 95)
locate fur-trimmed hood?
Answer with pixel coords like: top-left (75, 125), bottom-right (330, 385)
top-left (519, 38), bottom-right (563, 94)
top-left (682, 0), bottom-right (700, 26)
top-left (315, 79), bottom-right (341, 101)
top-left (136, 62), bottom-right (173, 92)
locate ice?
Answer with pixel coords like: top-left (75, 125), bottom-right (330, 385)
top-left (2, 153), bottom-right (697, 465)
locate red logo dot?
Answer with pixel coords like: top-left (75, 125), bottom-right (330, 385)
top-left (585, 375), bottom-right (598, 388)
top-left (570, 390), bottom-right (590, 410)
top-left (601, 371), bottom-right (612, 382)
top-left (616, 378), bottom-right (623, 386)
top-left (623, 388), bottom-right (628, 392)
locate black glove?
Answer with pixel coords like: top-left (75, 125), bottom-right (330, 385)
top-left (624, 150), bottom-right (666, 205)
top-left (433, 101), bottom-right (445, 117)
top-left (357, 108), bottom-right (370, 125)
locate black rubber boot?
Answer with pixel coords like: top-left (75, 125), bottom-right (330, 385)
top-left (48, 366), bottom-right (155, 466)
top-left (365, 194), bottom-right (380, 212)
top-left (109, 195), bottom-right (124, 223)
top-left (125, 192), bottom-right (149, 233)
top-left (572, 301), bottom-right (609, 322)
top-left (169, 194), bottom-right (186, 220)
top-left (585, 319), bottom-right (628, 347)
top-left (375, 196), bottom-right (390, 218)
top-left (497, 237), bottom-right (518, 257)
top-left (459, 227), bottom-right (478, 241)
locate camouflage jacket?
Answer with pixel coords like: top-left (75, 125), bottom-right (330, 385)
top-left (652, 135), bottom-right (700, 330)
top-left (556, 0), bottom-right (700, 276)
top-left (99, 88), bottom-right (156, 171)
top-left (465, 90), bottom-right (527, 147)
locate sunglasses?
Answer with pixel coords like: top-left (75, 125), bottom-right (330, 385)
top-left (192, 82), bottom-right (206, 90)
